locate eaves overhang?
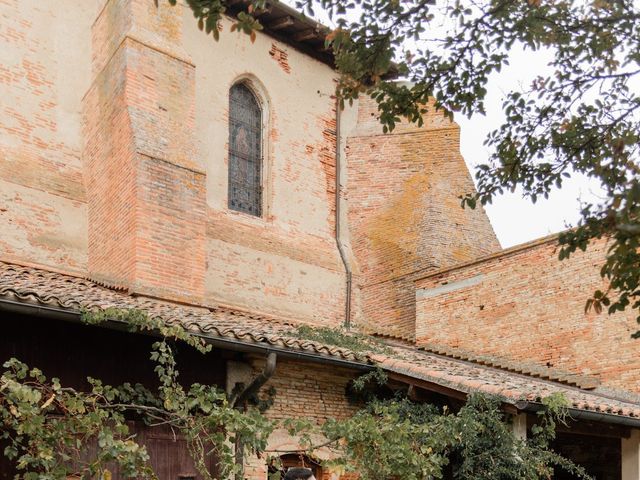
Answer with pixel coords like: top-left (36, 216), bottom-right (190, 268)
top-left (2, 260), bottom-right (640, 427)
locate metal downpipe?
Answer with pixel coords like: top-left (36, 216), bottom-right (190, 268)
top-left (335, 97), bottom-right (353, 329)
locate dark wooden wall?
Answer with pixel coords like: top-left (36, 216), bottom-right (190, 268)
top-left (552, 432), bottom-right (621, 480)
top-left (0, 312), bottom-right (228, 479)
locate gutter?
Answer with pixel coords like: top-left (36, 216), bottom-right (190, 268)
top-left (6, 298), bottom-right (640, 429)
top-left (515, 400), bottom-right (640, 429)
top-left (335, 97), bottom-right (353, 329)
top-left (0, 298), bottom-right (373, 371)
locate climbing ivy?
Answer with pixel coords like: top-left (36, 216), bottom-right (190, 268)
top-left (295, 325), bottom-right (391, 354)
top-left (1, 309), bottom-right (272, 480)
top-left (1, 309), bottom-right (589, 479)
top-left (314, 377), bottom-right (588, 480)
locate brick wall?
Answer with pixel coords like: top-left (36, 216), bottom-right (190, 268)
top-left (0, 0), bottom-right (95, 273)
top-left (2, 0), bottom-right (502, 333)
top-left (84, 39), bottom-right (137, 287)
top-left (345, 97), bottom-right (500, 340)
top-left (2, 0), bottom-right (350, 324)
top-left (239, 357), bottom-right (361, 480)
top-left (184, 12), bottom-right (348, 325)
top-left (259, 358), bottom-right (359, 424)
top-left (84, 0), bottom-right (206, 302)
top-left (415, 236), bottom-right (640, 393)
top-left (83, 0), bottom-right (351, 313)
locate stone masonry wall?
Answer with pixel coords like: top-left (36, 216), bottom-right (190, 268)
top-left (345, 97), bottom-right (500, 340)
top-left (415, 236), bottom-right (640, 393)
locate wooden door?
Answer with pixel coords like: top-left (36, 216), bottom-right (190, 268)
top-left (137, 423), bottom-right (218, 480)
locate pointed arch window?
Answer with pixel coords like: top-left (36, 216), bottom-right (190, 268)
top-left (228, 82), bottom-right (263, 216)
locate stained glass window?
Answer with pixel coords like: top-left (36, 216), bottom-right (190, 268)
top-left (228, 82), bottom-right (263, 216)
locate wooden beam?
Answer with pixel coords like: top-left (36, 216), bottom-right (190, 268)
top-left (386, 372), bottom-right (468, 401)
top-left (554, 418), bottom-right (631, 439)
top-left (253, 5), bottom-right (272, 17)
top-left (406, 384), bottom-right (450, 405)
top-left (386, 372), bottom-right (522, 415)
top-left (512, 413), bottom-right (527, 440)
top-left (623, 430), bottom-right (640, 480)
top-left (292, 28), bottom-right (319, 42)
top-left (268, 16), bottom-right (294, 30)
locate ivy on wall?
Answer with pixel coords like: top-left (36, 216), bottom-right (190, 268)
top-left (0, 309), bottom-right (589, 479)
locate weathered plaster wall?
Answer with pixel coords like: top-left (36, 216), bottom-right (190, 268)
top-left (0, 180), bottom-right (86, 271)
top-left (0, 0), bottom-right (97, 273)
top-left (415, 236), bottom-right (640, 393)
top-left (344, 97), bottom-right (500, 340)
top-left (183, 10), bottom-right (347, 323)
top-left (1, 0), bottom-right (497, 333)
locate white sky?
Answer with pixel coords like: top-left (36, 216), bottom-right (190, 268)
top-left (455, 47), bottom-right (604, 248)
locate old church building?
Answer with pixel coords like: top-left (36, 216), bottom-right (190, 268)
top-left (1, 0), bottom-right (640, 478)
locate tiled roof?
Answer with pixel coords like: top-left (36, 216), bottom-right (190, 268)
top-left (0, 261), bottom-right (366, 363)
top-left (1, 260), bottom-right (640, 421)
top-left (371, 348), bottom-right (640, 419)
top-left (418, 343), bottom-right (601, 390)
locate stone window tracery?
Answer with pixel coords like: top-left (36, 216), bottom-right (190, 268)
top-left (228, 82), bottom-right (263, 216)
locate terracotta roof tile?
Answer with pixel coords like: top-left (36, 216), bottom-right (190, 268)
top-left (0, 261), bottom-right (367, 363)
top-left (418, 343), bottom-right (601, 390)
top-left (377, 345), bottom-right (640, 418)
top-left (2, 261), bottom-right (640, 421)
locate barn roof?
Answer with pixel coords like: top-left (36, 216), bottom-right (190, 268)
top-left (2, 260), bottom-right (640, 424)
top-left (227, 0), bottom-right (333, 66)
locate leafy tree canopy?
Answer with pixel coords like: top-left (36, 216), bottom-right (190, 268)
top-left (168, 0), bottom-right (640, 333)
